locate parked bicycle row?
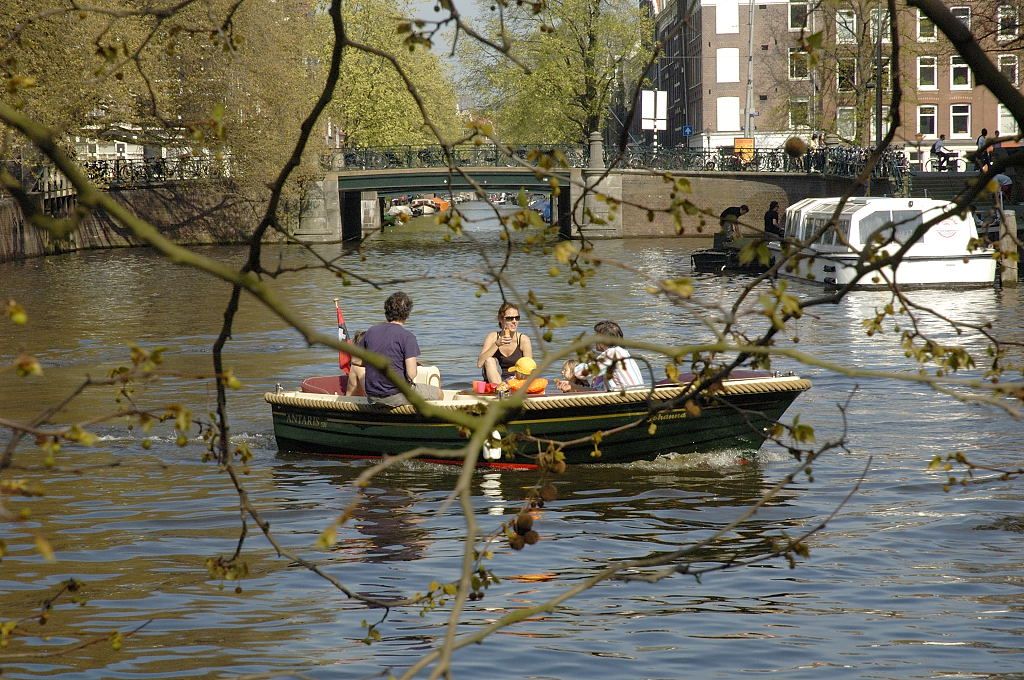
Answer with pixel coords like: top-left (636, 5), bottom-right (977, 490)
top-left (79, 157), bottom-right (232, 188)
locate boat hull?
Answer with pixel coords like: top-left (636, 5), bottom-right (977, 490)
top-left (769, 247), bottom-right (996, 289)
top-left (691, 248), bottom-right (769, 275)
top-left (266, 375), bottom-right (811, 467)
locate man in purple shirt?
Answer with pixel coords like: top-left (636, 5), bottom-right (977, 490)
top-left (358, 291), bottom-right (443, 406)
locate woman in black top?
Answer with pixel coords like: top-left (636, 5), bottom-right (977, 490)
top-left (477, 302), bottom-right (534, 383)
top-left (763, 201), bottom-right (782, 239)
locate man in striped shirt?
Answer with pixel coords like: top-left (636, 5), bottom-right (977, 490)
top-left (568, 320), bottom-right (645, 392)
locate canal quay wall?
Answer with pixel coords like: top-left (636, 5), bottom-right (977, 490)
top-left (580, 169), bottom-right (889, 238)
top-left (0, 183), bottom-right (275, 263)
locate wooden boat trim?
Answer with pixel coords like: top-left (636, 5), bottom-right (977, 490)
top-left (264, 375), bottom-right (812, 415)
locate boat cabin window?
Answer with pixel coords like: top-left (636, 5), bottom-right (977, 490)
top-left (890, 210), bottom-right (924, 243)
top-left (858, 210), bottom-right (891, 244)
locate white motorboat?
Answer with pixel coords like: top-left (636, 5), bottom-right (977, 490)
top-left (769, 197), bottom-right (997, 288)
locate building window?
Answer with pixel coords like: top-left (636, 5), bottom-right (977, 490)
top-left (838, 58), bottom-right (857, 91)
top-left (951, 104), bottom-right (971, 137)
top-left (918, 10), bottom-right (936, 40)
top-left (717, 47), bottom-right (740, 83)
top-left (951, 56), bottom-right (971, 89)
top-left (717, 0), bottom-right (740, 34)
top-left (918, 56), bottom-right (937, 89)
top-left (789, 48), bottom-right (810, 80)
top-left (870, 8), bottom-right (891, 43)
top-left (837, 106), bottom-right (857, 140)
top-left (999, 104), bottom-right (1021, 135)
top-left (789, 0), bottom-right (808, 30)
top-left (717, 96), bottom-right (741, 131)
top-left (999, 5), bottom-right (1019, 41)
top-left (951, 6), bottom-right (970, 29)
top-left (1000, 55), bottom-right (1019, 85)
top-left (871, 106), bottom-right (892, 138)
top-left (115, 143), bottom-right (127, 157)
top-left (836, 9), bottom-right (856, 44)
top-left (918, 105), bottom-right (937, 137)
top-left (789, 97), bottom-right (810, 128)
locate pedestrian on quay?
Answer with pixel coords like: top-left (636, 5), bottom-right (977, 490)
top-left (975, 128), bottom-right (990, 172)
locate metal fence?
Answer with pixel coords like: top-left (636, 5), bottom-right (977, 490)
top-left (80, 156), bottom-right (232, 188)
top-left (320, 143), bottom-right (908, 189)
top-left (319, 144), bottom-right (590, 171)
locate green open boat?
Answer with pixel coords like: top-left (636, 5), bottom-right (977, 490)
top-left (265, 371), bottom-right (811, 469)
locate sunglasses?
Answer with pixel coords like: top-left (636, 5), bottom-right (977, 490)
top-left (504, 315), bottom-right (521, 321)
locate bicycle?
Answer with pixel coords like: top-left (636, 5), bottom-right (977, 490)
top-left (925, 154), bottom-right (964, 172)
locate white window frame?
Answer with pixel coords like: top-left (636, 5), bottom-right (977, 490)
top-left (950, 103), bottom-right (971, 138)
top-left (836, 9), bottom-right (856, 44)
top-left (950, 56), bottom-right (971, 90)
top-left (999, 5), bottom-right (1019, 41)
top-left (789, 97), bottom-right (810, 129)
top-left (918, 56), bottom-right (937, 90)
top-left (870, 8), bottom-right (891, 43)
top-left (837, 106), bottom-right (857, 140)
top-left (917, 10), bottom-right (936, 41)
top-left (918, 104), bottom-right (937, 137)
top-left (789, 0), bottom-right (808, 31)
top-left (951, 6), bottom-right (971, 30)
top-left (789, 48), bottom-right (810, 80)
top-left (999, 54), bottom-right (1019, 86)
top-left (999, 104), bottom-right (1021, 136)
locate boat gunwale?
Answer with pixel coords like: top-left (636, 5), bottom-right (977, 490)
top-left (265, 375), bottom-right (812, 416)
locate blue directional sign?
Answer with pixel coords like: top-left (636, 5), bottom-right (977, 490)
top-left (682, 124), bottom-right (694, 137)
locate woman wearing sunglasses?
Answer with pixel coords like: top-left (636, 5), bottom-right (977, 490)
top-left (477, 302), bottom-right (534, 384)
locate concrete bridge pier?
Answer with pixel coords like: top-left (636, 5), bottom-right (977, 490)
top-left (339, 189), bottom-right (381, 241)
top-left (571, 132), bottom-right (622, 238)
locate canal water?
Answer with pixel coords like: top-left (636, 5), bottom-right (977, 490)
top-left (1, 202), bottom-right (1023, 678)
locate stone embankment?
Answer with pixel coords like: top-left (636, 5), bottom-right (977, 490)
top-left (0, 183), bottom-right (277, 263)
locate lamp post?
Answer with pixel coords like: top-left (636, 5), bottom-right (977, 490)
top-left (873, 8), bottom-right (884, 149)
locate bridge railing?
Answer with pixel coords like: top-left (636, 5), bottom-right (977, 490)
top-left (319, 144), bottom-right (589, 171)
top-left (79, 156), bottom-right (233, 189)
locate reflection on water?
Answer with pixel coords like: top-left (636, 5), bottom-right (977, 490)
top-left (1, 204), bottom-right (1023, 678)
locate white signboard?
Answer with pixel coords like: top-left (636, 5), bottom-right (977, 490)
top-left (641, 90), bottom-right (668, 131)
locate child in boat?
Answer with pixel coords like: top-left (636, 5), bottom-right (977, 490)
top-left (560, 320), bottom-right (644, 392)
top-left (556, 359), bottom-right (591, 392)
top-left (498, 357), bottom-right (548, 395)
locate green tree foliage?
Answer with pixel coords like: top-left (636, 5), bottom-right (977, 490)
top-left (462, 0), bottom-right (654, 144)
top-left (323, 0), bottom-right (463, 146)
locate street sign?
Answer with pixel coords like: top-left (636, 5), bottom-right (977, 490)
top-left (641, 90), bottom-right (667, 131)
top-left (682, 124), bottom-right (694, 137)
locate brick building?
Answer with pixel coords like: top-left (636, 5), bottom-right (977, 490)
top-left (653, 0), bottom-right (1024, 165)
